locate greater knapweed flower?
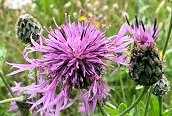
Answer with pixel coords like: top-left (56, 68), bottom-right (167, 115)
top-left (125, 15), bottom-right (163, 86)
top-left (17, 14), bottom-right (42, 44)
top-left (8, 14), bottom-right (132, 116)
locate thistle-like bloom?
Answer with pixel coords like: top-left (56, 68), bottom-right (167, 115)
top-left (124, 15), bottom-right (163, 86)
top-left (8, 15), bottom-right (132, 115)
top-left (125, 15), bottom-right (159, 49)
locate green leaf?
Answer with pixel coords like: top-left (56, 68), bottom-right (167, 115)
top-left (106, 102), bottom-right (117, 109)
top-left (151, 96), bottom-right (159, 116)
top-left (118, 103), bottom-right (127, 113)
top-left (126, 114), bottom-right (132, 116)
top-left (105, 105), bottom-right (118, 116)
top-left (163, 108), bottom-right (172, 116)
top-left (138, 101), bottom-right (146, 116)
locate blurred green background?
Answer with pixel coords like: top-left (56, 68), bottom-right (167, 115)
top-left (0, 0), bottom-right (172, 116)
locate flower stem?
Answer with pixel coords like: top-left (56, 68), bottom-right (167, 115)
top-left (0, 96), bottom-right (24, 104)
top-left (0, 72), bottom-right (15, 97)
top-left (162, 10), bottom-right (172, 58)
top-left (118, 86), bottom-right (150, 116)
top-left (158, 96), bottom-right (163, 116)
top-left (97, 101), bottom-right (110, 116)
top-left (0, 72), bottom-right (26, 115)
top-left (120, 77), bottom-right (127, 104)
top-left (144, 86), bottom-right (153, 116)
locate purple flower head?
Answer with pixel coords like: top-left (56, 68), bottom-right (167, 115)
top-left (7, 14), bottom-right (132, 116)
top-left (11, 81), bottom-right (23, 96)
top-left (9, 82), bottom-right (31, 114)
top-left (125, 15), bottom-right (159, 49)
top-left (9, 102), bottom-right (18, 112)
top-left (9, 82), bottom-right (22, 112)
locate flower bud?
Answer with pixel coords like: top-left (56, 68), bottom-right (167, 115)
top-left (152, 76), bottom-right (170, 96)
top-left (17, 14), bottom-right (42, 44)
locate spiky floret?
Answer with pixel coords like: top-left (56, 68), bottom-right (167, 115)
top-left (8, 15), bottom-right (132, 115)
top-left (125, 15), bottom-right (163, 86)
top-left (152, 75), bottom-right (170, 96)
top-left (17, 14), bottom-right (42, 44)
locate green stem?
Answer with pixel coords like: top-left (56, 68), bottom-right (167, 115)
top-left (144, 86), bottom-right (153, 116)
top-left (0, 72), bottom-right (15, 97)
top-left (0, 96), bottom-right (24, 104)
top-left (120, 77), bottom-right (127, 104)
top-left (97, 101), bottom-right (110, 116)
top-left (162, 10), bottom-right (172, 58)
top-left (0, 72), bottom-right (27, 115)
top-left (158, 96), bottom-right (163, 116)
top-left (118, 86), bottom-right (150, 116)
